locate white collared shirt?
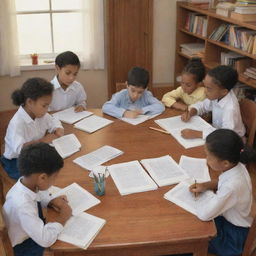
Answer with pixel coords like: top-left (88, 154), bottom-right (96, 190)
top-left (4, 106), bottom-right (63, 159)
top-left (49, 76), bottom-right (87, 111)
top-left (196, 163), bottom-right (253, 227)
top-left (191, 90), bottom-right (245, 138)
top-left (3, 179), bottom-right (63, 247)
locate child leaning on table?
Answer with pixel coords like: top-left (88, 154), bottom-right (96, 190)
top-left (49, 51), bottom-right (87, 112)
top-left (181, 65), bottom-right (245, 139)
top-left (162, 58), bottom-right (206, 111)
top-left (3, 143), bottom-right (72, 256)
top-left (1, 78), bottom-right (64, 180)
top-left (102, 66), bottom-right (165, 119)
top-left (189, 129), bottom-right (256, 256)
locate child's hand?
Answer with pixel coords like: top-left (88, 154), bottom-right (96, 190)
top-left (189, 182), bottom-right (206, 197)
top-left (123, 110), bottom-right (141, 119)
top-left (181, 129), bottom-right (202, 139)
top-left (40, 133), bottom-right (56, 144)
top-left (74, 105), bottom-right (85, 112)
top-left (56, 203), bottom-right (72, 226)
top-left (181, 111), bottom-right (191, 122)
top-left (54, 128), bottom-right (64, 137)
top-left (49, 195), bottom-right (69, 212)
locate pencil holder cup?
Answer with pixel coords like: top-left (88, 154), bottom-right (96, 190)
top-left (94, 180), bottom-right (105, 196)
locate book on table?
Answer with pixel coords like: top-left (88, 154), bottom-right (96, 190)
top-left (52, 134), bottom-right (81, 159)
top-left (52, 107), bottom-right (93, 124)
top-left (140, 155), bottom-right (189, 186)
top-left (154, 115), bottom-right (213, 149)
top-left (73, 145), bottom-right (124, 171)
top-left (74, 115), bottom-right (113, 133)
top-left (120, 113), bottom-right (161, 125)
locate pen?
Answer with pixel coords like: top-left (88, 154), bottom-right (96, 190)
top-left (149, 127), bottom-right (170, 135)
top-left (194, 179), bottom-right (197, 200)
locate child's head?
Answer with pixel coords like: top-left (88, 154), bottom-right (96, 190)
top-left (12, 78), bottom-right (53, 118)
top-left (126, 67), bottom-right (149, 102)
top-left (18, 143), bottom-right (64, 190)
top-left (205, 129), bottom-right (256, 172)
top-left (204, 65), bottom-right (238, 100)
top-left (181, 58), bottom-right (205, 95)
top-left (55, 51), bottom-right (80, 87)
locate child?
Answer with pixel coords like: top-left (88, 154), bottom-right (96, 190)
top-left (181, 65), bottom-right (245, 139)
top-left (49, 51), bottom-right (87, 112)
top-left (3, 143), bottom-right (72, 256)
top-left (190, 129), bottom-right (256, 256)
top-left (102, 66), bottom-right (165, 118)
top-left (162, 58), bottom-right (206, 111)
top-left (1, 78), bottom-right (64, 180)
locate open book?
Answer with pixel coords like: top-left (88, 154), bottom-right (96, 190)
top-left (58, 212), bottom-right (106, 249)
top-left (73, 145), bottom-right (123, 171)
top-left (179, 155), bottom-right (211, 182)
top-left (164, 179), bottom-right (215, 216)
top-left (140, 155), bottom-right (188, 187)
top-left (74, 115), bottom-right (113, 133)
top-left (121, 113), bottom-right (161, 125)
top-left (108, 160), bottom-right (158, 195)
top-left (155, 115), bottom-right (213, 149)
top-left (52, 107), bottom-right (93, 124)
top-left (52, 134), bottom-right (81, 159)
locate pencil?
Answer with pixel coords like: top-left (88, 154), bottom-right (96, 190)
top-left (194, 179), bottom-right (197, 200)
top-left (149, 127), bottom-right (170, 135)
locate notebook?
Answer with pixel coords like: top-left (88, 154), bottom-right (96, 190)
top-left (108, 160), bottom-right (158, 195)
top-left (120, 113), bottom-right (161, 125)
top-left (52, 107), bottom-right (93, 124)
top-left (74, 115), bottom-right (113, 133)
top-left (73, 145), bottom-right (123, 171)
top-left (155, 115), bottom-right (213, 149)
top-left (140, 155), bottom-right (188, 186)
top-left (52, 134), bottom-right (81, 159)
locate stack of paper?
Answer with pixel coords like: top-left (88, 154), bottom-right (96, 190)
top-left (52, 107), bottom-right (93, 124)
top-left (155, 115), bottom-right (213, 149)
top-left (121, 113), bottom-right (161, 126)
top-left (73, 145), bottom-right (123, 171)
top-left (74, 115), bottom-right (113, 133)
top-left (140, 155), bottom-right (188, 187)
top-left (108, 160), bottom-right (158, 195)
top-left (52, 134), bottom-right (81, 159)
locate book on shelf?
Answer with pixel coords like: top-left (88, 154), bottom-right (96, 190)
top-left (209, 23), bottom-right (230, 41)
top-left (234, 6), bottom-right (256, 14)
top-left (74, 115), bottom-right (113, 133)
top-left (231, 11), bottom-right (256, 21)
top-left (220, 51), bottom-right (245, 67)
top-left (52, 107), bottom-right (93, 124)
top-left (216, 2), bottom-right (235, 17)
top-left (73, 145), bottom-right (123, 171)
top-left (184, 12), bottom-right (208, 37)
top-left (140, 155), bottom-right (189, 187)
top-left (244, 67), bottom-right (256, 79)
top-left (154, 115), bottom-right (213, 149)
top-left (108, 160), bottom-right (158, 195)
top-left (180, 43), bottom-right (205, 54)
top-left (52, 134), bottom-right (81, 159)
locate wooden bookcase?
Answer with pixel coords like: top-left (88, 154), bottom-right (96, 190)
top-left (175, 2), bottom-right (256, 89)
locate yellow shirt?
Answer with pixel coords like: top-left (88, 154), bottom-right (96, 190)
top-left (162, 86), bottom-right (206, 107)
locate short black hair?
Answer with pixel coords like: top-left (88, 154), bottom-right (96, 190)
top-left (55, 51), bottom-right (80, 68)
top-left (182, 58), bottom-right (205, 83)
top-left (127, 67), bottom-right (149, 89)
top-left (207, 65), bottom-right (238, 91)
top-left (206, 129), bottom-right (256, 165)
top-left (11, 78), bottom-right (53, 106)
top-left (18, 143), bottom-right (64, 177)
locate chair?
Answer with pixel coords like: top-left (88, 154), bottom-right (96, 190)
top-left (115, 82), bottom-right (126, 92)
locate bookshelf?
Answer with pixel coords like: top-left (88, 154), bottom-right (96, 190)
top-left (175, 2), bottom-right (256, 89)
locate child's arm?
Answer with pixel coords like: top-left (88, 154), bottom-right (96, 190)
top-left (189, 180), bottom-right (218, 195)
top-left (123, 109), bottom-right (142, 118)
top-left (141, 91), bottom-right (165, 115)
top-left (74, 83), bottom-right (87, 112)
top-left (162, 87), bottom-right (184, 108)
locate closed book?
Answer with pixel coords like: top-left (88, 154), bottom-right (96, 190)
top-left (231, 12), bottom-right (256, 21)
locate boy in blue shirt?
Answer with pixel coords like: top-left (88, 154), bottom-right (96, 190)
top-left (102, 67), bottom-right (165, 118)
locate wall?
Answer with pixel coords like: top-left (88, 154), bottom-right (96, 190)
top-left (0, 0), bottom-right (176, 111)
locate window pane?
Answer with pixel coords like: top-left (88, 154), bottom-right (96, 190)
top-left (17, 14), bottom-right (52, 55)
top-left (15, 0), bottom-right (49, 12)
top-left (51, 0), bottom-right (83, 10)
top-left (52, 13), bottom-right (83, 53)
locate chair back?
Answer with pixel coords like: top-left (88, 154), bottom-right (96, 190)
top-left (115, 82), bottom-right (126, 92)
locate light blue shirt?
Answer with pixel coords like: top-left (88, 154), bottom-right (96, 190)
top-left (102, 89), bottom-right (165, 118)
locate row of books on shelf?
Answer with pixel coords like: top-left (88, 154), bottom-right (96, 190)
top-left (185, 12), bottom-right (208, 37)
top-left (180, 43), bottom-right (205, 57)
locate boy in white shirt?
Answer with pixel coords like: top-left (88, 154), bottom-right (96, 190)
top-left (181, 65), bottom-right (245, 139)
top-left (3, 143), bottom-right (72, 256)
top-left (49, 51), bottom-right (87, 112)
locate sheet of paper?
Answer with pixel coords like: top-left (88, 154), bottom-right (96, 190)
top-left (52, 107), bottom-right (93, 124)
top-left (53, 183), bottom-right (100, 215)
top-left (74, 115), bottom-right (113, 133)
top-left (108, 160), bottom-right (158, 195)
top-left (140, 155), bottom-right (189, 186)
top-left (179, 155), bottom-right (211, 182)
top-left (120, 113), bottom-right (161, 125)
top-left (73, 145), bottom-right (123, 171)
top-left (58, 212), bottom-right (106, 249)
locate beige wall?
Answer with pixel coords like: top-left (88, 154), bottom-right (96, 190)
top-left (0, 0), bottom-right (176, 111)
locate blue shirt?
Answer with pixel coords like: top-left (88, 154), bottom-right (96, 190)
top-left (102, 89), bottom-right (165, 118)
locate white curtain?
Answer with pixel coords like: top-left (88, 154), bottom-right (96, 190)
top-left (81, 0), bottom-right (105, 70)
top-left (0, 0), bottom-right (20, 76)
